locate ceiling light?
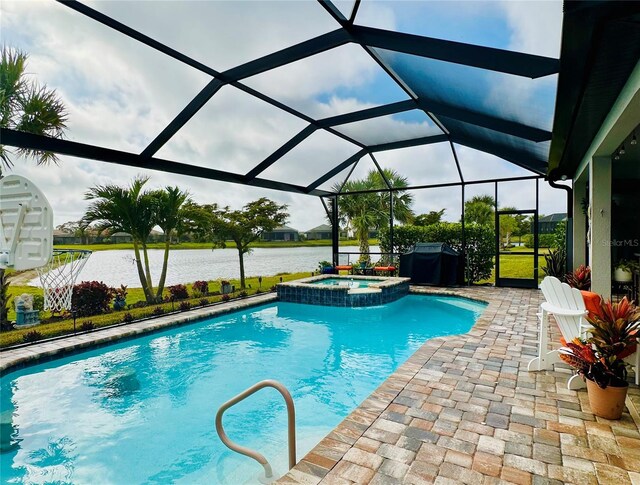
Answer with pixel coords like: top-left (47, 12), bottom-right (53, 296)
top-left (632, 132), bottom-right (637, 146)
top-left (560, 175), bottom-right (567, 181)
top-left (614, 152), bottom-right (620, 160)
top-left (619, 144), bottom-right (626, 155)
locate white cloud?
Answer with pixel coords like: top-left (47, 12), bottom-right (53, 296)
top-left (500, 1), bottom-right (563, 58)
top-left (1, 0), bottom-right (566, 235)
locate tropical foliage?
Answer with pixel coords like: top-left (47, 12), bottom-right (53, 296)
top-left (209, 197), bottom-right (289, 290)
top-left (464, 195), bottom-right (494, 226)
top-left (542, 247), bottom-right (567, 279)
top-left (333, 169), bottom-right (414, 263)
top-left (559, 297), bottom-right (640, 388)
top-left (83, 177), bottom-right (190, 303)
top-left (0, 46), bottom-right (67, 171)
top-left (0, 46), bottom-right (68, 325)
top-left (565, 264), bottom-right (591, 291)
top-left (414, 210), bottom-right (445, 226)
top-left (71, 281), bottom-right (115, 317)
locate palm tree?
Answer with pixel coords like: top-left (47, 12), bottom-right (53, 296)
top-left (83, 177), bottom-right (158, 303)
top-left (1, 46), bottom-right (67, 172)
top-left (333, 168), bottom-right (414, 263)
top-left (1, 46), bottom-right (68, 325)
top-left (153, 186), bottom-right (190, 300)
top-left (464, 195), bottom-right (495, 226)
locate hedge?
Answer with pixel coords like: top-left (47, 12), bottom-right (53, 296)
top-left (379, 222), bottom-right (494, 284)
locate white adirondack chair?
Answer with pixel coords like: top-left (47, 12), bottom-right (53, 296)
top-left (528, 277), bottom-right (590, 390)
top-left (529, 276), bottom-right (640, 388)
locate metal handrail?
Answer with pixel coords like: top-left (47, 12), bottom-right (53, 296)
top-left (215, 379), bottom-right (296, 481)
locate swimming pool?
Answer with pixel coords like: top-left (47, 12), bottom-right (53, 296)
top-left (0, 295), bottom-right (485, 484)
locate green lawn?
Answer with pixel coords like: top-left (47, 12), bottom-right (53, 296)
top-left (2, 272), bottom-right (309, 348)
top-left (479, 247), bottom-right (550, 284)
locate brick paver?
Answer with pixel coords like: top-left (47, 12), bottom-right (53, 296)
top-left (279, 287), bottom-right (640, 484)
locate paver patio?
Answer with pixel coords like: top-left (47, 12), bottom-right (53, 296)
top-left (279, 287), bottom-right (640, 485)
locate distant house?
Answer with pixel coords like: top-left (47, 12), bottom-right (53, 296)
top-left (261, 226), bottom-right (299, 242)
top-left (110, 232), bottom-right (134, 243)
top-left (538, 213), bottom-right (567, 234)
top-left (306, 224), bottom-right (355, 239)
top-left (305, 224), bottom-right (333, 240)
top-left (53, 230), bottom-right (80, 245)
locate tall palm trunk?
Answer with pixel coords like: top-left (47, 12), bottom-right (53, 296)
top-left (133, 241), bottom-right (153, 303)
top-left (156, 236), bottom-right (171, 299)
top-left (238, 248), bottom-right (246, 290)
top-left (0, 269), bottom-right (9, 328)
top-left (357, 226), bottom-right (370, 264)
top-left (141, 243), bottom-right (154, 298)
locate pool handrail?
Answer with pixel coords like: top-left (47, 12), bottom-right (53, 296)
top-left (215, 379), bottom-right (296, 480)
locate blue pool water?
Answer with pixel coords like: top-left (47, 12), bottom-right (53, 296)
top-left (312, 278), bottom-right (382, 288)
top-left (0, 295), bottom-right (485, 484)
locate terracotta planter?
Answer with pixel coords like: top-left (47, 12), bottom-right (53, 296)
top-left (586, 378), bottom-right (628, 420)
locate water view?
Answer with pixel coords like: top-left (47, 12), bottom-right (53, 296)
top-left (32, 247), bottom-right (380, 287)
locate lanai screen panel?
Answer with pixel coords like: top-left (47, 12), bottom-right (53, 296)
top-left (1, 0), bottom-right (563, 197)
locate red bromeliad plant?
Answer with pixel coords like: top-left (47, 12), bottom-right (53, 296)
top-left (559, 297), bottom-right (640, 388)
top-left (565, 265), bottom-right (591, 290)
top-left (588, 297), bottom-right (640, 360)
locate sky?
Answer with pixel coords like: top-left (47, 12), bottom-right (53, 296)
top-left (1, 0), bottom-right (567, 232)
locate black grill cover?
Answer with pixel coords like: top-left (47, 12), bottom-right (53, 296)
top-left (399, 243), bottom-right (461, 286)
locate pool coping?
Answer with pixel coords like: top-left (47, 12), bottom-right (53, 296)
top-left (0, 292), bottom-right (278, 374)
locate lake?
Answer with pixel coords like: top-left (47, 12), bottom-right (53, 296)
top-left (31, 246), bottom-right (380, 287)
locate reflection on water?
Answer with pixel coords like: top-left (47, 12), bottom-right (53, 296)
top-left (1, 295), bottom-right (484, 484)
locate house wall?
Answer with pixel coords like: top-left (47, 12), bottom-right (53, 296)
top-left (572, 59), bottom-right (640, 298)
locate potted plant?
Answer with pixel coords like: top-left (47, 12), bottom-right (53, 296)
top-left (559, 297), bottom-right (640, 419)
top-left (318, 261), bottom-right (334, 274)
top-left (614, 259), bottom-right (639, 283)
top-left (565, 265), bottom-right (591, 290)
top-left (113, 285), bottom-right (128, 311)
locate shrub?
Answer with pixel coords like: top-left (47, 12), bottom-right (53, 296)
top-left (152, 306), bottom-right (164, 316)
top-left (239, 291), bottom-right (248, 298)
top-left (192, 280), bottom-right (209, 297)
top-left (179, 302), bottom-right (191, 312)
top-left (80, 321), bottom-right (95, 331)
top-left (379, 222), bottom-right (494, 284)
top-left (122, 312), bottom-right (134, 323)
top-left (128, 301), bottom-right (147, 309)
top-left (72, 281), bottom-right (115, 317)
top-left (22, 330), bottom-right (43, 343)
top-left (523, 233), bottom-right (555, 248)
top-left (553, 221), bottom-right (566, 250)
top-left (199, 298), bottom-right (210, 307)
top-left (221, 294), bottom-right (231, 302)
top-left (32, 294), bottom-right (45, 312)
top-left (543, 248), bottom-right (567, 279)
top-left (168, 284), bottom-right (189, 300)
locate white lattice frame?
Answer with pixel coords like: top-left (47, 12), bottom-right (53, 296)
top-left (36, 250), bottom-right (91, 313)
